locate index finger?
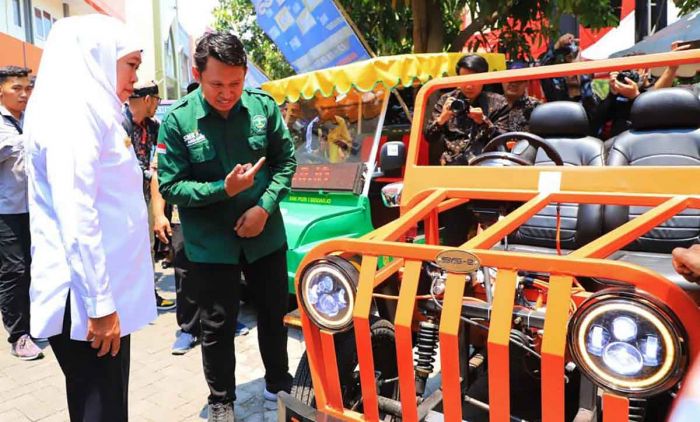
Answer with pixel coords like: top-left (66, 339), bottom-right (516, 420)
top-left (246, 157), bottom-right (266, 176)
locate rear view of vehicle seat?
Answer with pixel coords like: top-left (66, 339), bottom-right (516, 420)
top-left (604, 88), bottom-right (700, 284)
top-left (507, 101), bottom-right (605, 251)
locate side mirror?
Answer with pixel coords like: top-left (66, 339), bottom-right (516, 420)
top-left (381, 182), bottom-right (404, 208)
top-left (379, 141), bottom-right (406, 174)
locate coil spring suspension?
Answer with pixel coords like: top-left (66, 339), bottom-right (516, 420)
top-left (414, 319), bottom-right (439, 396)
top-left (628, 398), bottom-right (646, 422)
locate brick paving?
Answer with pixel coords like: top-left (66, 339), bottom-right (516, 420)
top-left (0, 268), bottom-right (306, 421)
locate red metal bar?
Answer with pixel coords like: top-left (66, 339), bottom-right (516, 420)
top-left (541, 275), bottom-right (574, 422)
top-left (603, 393), bottom-right (630, 422)
top-left (353, 255), bottom-right (380, 421)
top-left (370, 190), bottom-right (445, 242)
top-left (320, 331), bottom-right (343, 409)
top-left (394, 260), bottom-right (422, 422)
top-left (488, 270), bottom-right (518, 422)
top-left (439, 273), bottom-right (468, 422)
top-left (299, 311), bottom-right (329, 409)
top-left (426, 209), bottom-right (439, 245)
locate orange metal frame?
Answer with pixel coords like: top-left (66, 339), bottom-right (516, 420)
top-left (294, 50), bottom-right (700, 422)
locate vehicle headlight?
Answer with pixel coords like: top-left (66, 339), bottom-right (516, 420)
top-left (298, 256), bottom-right (359, 332)
top-left (568, 290), bottom-right (687, 396)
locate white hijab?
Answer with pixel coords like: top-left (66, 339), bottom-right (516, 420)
top-left (24, 14), bottom-right (141, 138)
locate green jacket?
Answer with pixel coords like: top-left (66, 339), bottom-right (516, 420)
top-left (157, 88), bottom-right (296, 264)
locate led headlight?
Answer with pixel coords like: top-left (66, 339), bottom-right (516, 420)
top-left (298, 256), bottom-right (359, 332)
top-left (568, 290), bottom-right (687, 397)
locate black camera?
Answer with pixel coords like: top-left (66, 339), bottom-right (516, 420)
top-left (450, 98), bottom-right (468, 113)
top-left (554, 41), bottom-right (579, 63)
top-left (616, 70), bottom-right (640, 84)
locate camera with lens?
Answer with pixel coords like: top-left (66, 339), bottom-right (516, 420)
top-left (554, 41), bottom-right (579, 63)
top-left (449, 98), bottom-right (468, 113)
top-left (616, 70), bottom-right (640, 84)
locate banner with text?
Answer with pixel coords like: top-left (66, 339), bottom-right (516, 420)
top-left (251, 0), bottom-right (370, 73)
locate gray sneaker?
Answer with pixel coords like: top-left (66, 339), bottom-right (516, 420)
top-left (207, 402), bottom-right (234, 422)
top-left (171, 331), bottom-right (197, 355)
top-left (11, 335), bottom-right (43, 361)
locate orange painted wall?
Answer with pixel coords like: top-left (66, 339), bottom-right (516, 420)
top-left (0, 32), bottom-right (42, 72)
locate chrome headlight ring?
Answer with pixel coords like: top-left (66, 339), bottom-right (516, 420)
top-left (568, 289), bottom-right (688, 397)
top-left (298, 256), bottom-right (359, 332)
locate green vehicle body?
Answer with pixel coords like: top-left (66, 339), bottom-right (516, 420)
top-left (281, 192), bottom-right (374, 292)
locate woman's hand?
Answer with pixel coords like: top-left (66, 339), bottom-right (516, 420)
top-left (87, 312), bottom-right (121, 357)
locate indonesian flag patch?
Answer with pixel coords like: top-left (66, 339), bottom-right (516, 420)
top-left (156, 143), bottom-right (167, 155)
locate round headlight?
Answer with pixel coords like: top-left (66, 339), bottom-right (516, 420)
top-left (568, 290), bottom-right (687, 397)
top-left (298, 256), bottom-right (359, 332)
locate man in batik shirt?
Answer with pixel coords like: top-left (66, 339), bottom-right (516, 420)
top-left (425, 54), bottom-right (509, 166)
top-left (424, 54), bottom-right (509, 246)
top-left (123, 81), bottom-right (175, 311)
top-left (501, 61), bottom-right (541, 133)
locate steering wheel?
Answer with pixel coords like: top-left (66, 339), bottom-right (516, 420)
top-left (469, 132), bottom-right (564, 167)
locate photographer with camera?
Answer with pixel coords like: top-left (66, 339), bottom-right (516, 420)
top-left (590, 42), bottom-right (691, 141)
top-left (589, 68), bottom-right (646, 140)
top-left (424, 54), bottom-right (509, 246)
top-left (424, 54), bottom-right (509, 166)
top-left (539, 33), bottom-right (598, 116)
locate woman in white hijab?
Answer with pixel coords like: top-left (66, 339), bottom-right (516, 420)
top-left (24, 15), bottom-right (156, 422)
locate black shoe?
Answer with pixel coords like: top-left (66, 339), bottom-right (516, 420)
top-left (156, 292), bottom-right (176, 311)
top-left (207, 402), bottom-right (234, 422)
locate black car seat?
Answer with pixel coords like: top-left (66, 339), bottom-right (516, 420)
top-left (604, 88), bottom-right (700, 284)
top-left (507, 101), bottom-right (606, 251)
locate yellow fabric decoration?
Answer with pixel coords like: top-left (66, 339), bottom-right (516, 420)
top-left (261, 52), bottom-right (506, 105)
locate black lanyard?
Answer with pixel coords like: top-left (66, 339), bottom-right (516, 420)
top-left (2, 114), bottom-right (22, 135)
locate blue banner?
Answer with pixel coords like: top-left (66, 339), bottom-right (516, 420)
top-left (245, 60), bottom-right (269, 88)
top-left (251, 0), bottom-right (371, 73)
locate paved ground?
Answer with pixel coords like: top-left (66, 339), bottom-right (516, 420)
top-left (0, 268), bottom-right (306, 422)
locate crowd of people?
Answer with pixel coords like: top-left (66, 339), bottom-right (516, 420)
top-left (1, 15), bottom-right (295, 422)
top-left (0, 13), bottom-right (699, 422)
top-left (422, 36), bottom-right (692, 246)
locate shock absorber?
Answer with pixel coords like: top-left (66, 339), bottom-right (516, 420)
top-left (414, 318), bottom-right (439, 397)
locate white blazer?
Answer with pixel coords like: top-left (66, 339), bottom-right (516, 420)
top-left (24, 15), bottom-right (156, 341)
top-left (26, 116), bottom-right (156, 340)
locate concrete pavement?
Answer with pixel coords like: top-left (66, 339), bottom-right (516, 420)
top-left (0, 268), bottom-right (306, 421)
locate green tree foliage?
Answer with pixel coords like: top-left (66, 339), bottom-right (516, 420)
top-left (676, 0), bottom-right (700, 15)
top-left (214, 0), bottom-right (700, 80)
top-left (213, 0), bottom-right (295, 79)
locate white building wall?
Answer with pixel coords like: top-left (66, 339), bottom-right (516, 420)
top-left (125, 0), bottom-right (157, 84)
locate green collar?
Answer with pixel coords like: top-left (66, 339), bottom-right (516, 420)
top-left (194, 88), bottom-right (250, 120)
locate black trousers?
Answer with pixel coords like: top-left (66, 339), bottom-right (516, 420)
top-left (192, 246), bottom-right (292, 404)
top-left (0, 213), bottom-right (31, 343)
top-left (172, 225), bottom-right (199, 336)
top-left (49, 299), bottom-right (131, 422)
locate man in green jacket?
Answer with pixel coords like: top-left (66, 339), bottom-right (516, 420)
top-left (157, 32), bottom-right (296, 421)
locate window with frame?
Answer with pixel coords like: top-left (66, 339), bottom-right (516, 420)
top-left (12, 0), bottom-right (22, 27)
top-left (33, 7), bottom-right (53, 40)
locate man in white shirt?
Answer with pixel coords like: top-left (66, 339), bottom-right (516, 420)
top-left (0, 66), bottom-right (42, 361)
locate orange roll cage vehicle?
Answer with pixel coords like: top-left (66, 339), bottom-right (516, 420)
top-left (278, 49), bottom-right (700, 422)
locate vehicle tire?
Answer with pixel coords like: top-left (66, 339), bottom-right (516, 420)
top-left (291, 319), bottom-right (399, 413)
